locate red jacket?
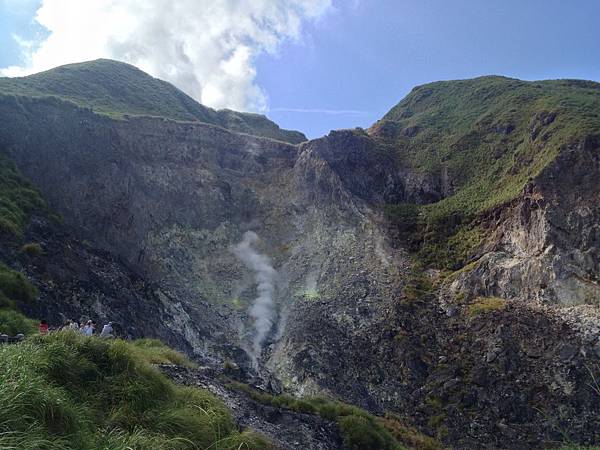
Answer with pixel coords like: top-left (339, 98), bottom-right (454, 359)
top-left (39, 323), bottom-right (49, 335)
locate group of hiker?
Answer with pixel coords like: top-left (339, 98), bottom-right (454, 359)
top-left (38, 318), bottom-right (115, 338)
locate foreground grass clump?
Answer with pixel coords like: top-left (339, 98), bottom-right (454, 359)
top-left (228, 382), bottom-right (439, 450)
top-left (0, 332), bottom-right (270, 450)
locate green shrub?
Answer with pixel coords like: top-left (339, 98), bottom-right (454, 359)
top-left (0, 263), bottom-right (38, 305)
top-left (339, 415), bottom-right (385, 450)
top-left (403, 266), bottom-right (434, 303)
top-left (381, 414), bottom-right (444, 450)
top-left (0, 308), bottom-right (37, 334)
top-left (385, 203), bottom-right (421, 231)
top-left (0, 265), bottom-right (38, 334)
top-left (21, 242), bottom-right (45, 256)
top-left (0, 332), bottom-right (271, 450)
top-left (0, 60), bottom-right (305, 144)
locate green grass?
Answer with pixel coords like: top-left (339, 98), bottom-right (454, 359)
top-left (0, 153), bottom-right (45, 235)
top-left (378, 76), bottom-right (600, 269)
top-left (0, 308), bottom-right (37, 335)
top-left (130, 338), bottom-right (197, 368)
top-left (381, 414), bottom-right (445, 450)
top-left (0, 332), bottom-right (270, 450)
top-left (227, 381), bottom-right (441, 450)
top-left (0, 263), bottom-right (39, 335)
top-left (0, 262), bottom-right (38, 308)
top-left (402, 264), bottom-right (434, 304)
top-left (0, 59), bottom-right (305, 144)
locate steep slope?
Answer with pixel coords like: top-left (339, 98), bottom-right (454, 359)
top-left (0, 59), bottom-right (306, 144)
top-left (0, 63), bottom-right (598, 449)
top-left (368, 76), bottom-right (600, 306)
top-left (372, 76), bottom-right (600, 268)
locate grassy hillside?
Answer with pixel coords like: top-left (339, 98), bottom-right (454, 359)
top-left (0, 59), bottom-right (306, 144)
top-left (376, 76), bottom-right (600, 269)
top-left (0, 332), bottom-right (269, 450)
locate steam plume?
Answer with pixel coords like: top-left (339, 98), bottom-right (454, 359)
top-left (233, 231), bottom-right (277, 365)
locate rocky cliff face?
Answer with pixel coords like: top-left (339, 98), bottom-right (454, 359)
top-left (0, 63), bottom-right (599, 448)
top-left (444, 137), bottom-right (600, 308)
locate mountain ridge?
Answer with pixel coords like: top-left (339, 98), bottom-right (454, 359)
top-left (0, 59), bottom-right (307, 144)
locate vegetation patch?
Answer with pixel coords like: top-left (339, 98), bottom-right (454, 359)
top-left (302, 290), bottom-right (320, 300)
top-left (0, 262), bottom-right (38, 308)
top-left (0, 332), bottom-right (270, 450)
top-left (402, 264), bottom-right (435, 304)
top-left (0, 308), bottom-right (37, 335)
top-left (0, 263), bottom-right (39, 335)
top-left (419, 224), bottom-right (485, 271)
top-left (227, 381), bottom-right (441, 450)
top-left (466, 296), bottom-right (507, 317)
top-left (385, 203), bottom-right (486, 270)
top-left (381, 414), bottom-right (445, 450)
top-left (21, 242), bottom-right (45, 256)
top-left (0, 153), bottom-right (45, 235)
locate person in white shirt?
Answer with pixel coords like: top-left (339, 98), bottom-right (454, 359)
top-left (82, 320), bottom-right (94, 337)
top-left (100, 322), bottom-right (114, 338)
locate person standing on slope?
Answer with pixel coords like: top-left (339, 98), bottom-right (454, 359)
top-left (100, 322), bottom-right (114, 338)
top-left (82, 320), bottom-right (94, 337)
top-left (39, 319), bottom-right (49, 335)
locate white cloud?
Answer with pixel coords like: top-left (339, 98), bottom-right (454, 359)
top-left (1, 0), bottom-right (332, 112)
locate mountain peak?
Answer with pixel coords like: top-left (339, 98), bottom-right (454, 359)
top-left (0, 59), bottom-right (306, 144)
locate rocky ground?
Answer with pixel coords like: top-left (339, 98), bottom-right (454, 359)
top-left (159, 364), bottom-right (343, 450)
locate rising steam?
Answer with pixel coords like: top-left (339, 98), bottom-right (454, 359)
top-left (233, 231), bottom-right (277, 365)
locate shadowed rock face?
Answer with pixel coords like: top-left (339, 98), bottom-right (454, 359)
top-left (0, 97), bottom-right (408, 369)
top-left (0, 215), bottom-right (198, 355)
top-left (0, 73), bottom-right (599, 448)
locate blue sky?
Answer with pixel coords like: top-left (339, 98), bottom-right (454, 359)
top-left (2, 0), bottom-right (600, 138)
